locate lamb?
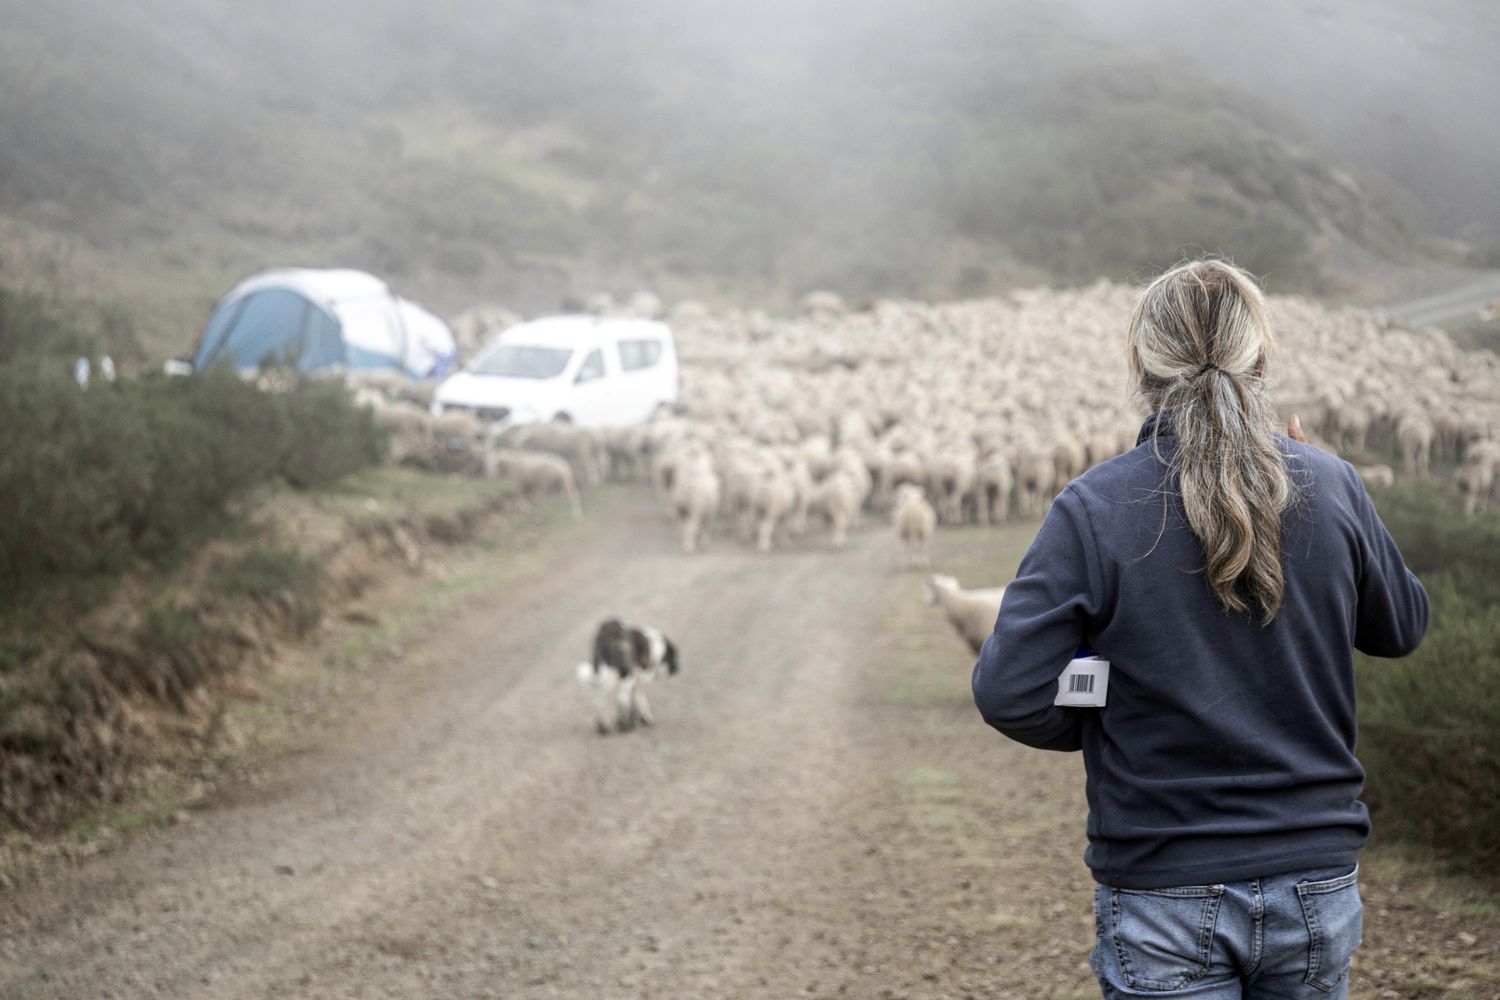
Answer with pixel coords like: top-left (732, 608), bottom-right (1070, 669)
top-left (498, 421), bottom-right (608, 486)
top-left (976, 453), bottom-right (1014, 526)
top-left (1457, 440), bottom-right (1500, 515)
top-left (369, 399), bottom-right (433, 463)
top-left (1053, 435), bottom-right (1088, 486)
top-left (880, 450), bottom-right (927, 507)
top-left (831, 449), bottom-right (873, 528)
top-left (1456, 460), bottom-right (1495, 515)
top-left (930, 449), bottom-right (978, 525)
top-left (431, 409), bottom-right (485, 450)
top-left (1395, 412), bottom-right (1434, 477)
top-left (1355, 464), bottom-right (1396, 490)
top-left (892, 483), bottom-right (937, 567)
top-left (1330, 401), bottom-right (1372, 454)
top-left (483, 447), bottom-right (583, 519)
top-left (1017, 448), bottom-right (1056, 516)
top-left (810, 470), bottom-right (863, 549)
top-left (672, 460), bottom-right (721, 554)
top-left (751, 470), bottom-right (798, 554)
top-left (785, 454), bottom-right (817, 537)
top-left (923, 574), bottom-right (1005, 656)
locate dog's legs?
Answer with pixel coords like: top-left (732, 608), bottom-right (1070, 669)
top-left (615, 674), bottom-right (638, 731)
top-left (633, 682), bottom-right (654, 727)
top-left (593, 666), bottom-right (620, 734)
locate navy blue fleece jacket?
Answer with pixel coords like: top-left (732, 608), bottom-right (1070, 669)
top-left (972, 411), bottom-right (1429, 889)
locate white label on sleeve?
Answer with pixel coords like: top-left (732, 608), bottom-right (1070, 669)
top-left (1055, 657), bottom-right (1109, 708)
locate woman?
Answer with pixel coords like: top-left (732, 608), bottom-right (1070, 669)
top-left (971, 258), bottom-right (1429, 999)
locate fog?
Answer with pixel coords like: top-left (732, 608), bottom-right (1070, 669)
top-left (1, 0), bottom-right (1496, 349)
top-left (1072, 0), bottom-right (1500, 238)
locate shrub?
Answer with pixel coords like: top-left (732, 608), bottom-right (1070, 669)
top-left (0, 359), bottom-right (384, 606)
top-left (0, 288), bottom-right (95, 364)
top-left (1357, 484), bottom-right (1500, 876)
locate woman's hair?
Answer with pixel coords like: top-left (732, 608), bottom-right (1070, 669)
top-left (1127, 258), bottom-right (1293, 624)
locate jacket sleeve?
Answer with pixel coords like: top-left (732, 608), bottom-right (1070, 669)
top-left (972, 486), bottom-right (1103, 752)
top-left (1347, 464), bottom-right (1430, 658)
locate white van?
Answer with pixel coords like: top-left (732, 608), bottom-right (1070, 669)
top-left (432, 315), bottom-right (679, 427)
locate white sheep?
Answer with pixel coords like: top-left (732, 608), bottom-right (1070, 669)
top-left (751, 470), bottom-right (798, 554)
top-left (810, 470), bottom-right (863, 549)
top-left (977, 453), bottom-right (1014, 526)
top-left (923, 574), bottom-right (1005, 656)
top-left (483, 447), bottom-right (583, 519)
top-left (1395, 412), bottom-right (1434, 477)
top-left (431, 409), bottom-right (485, 450)
top-left (1355, 464), bottom-right (1396, 490)
top-left (630, 281), bottom-right (1496, 555)
top-left (1017, 448), bottom-right (1056, 516)
top-left (672, 460), bottom-right (721, 554)
top-left (370, 399), bottom-right (433, 463)
top-left (892, 483), bottom-right (937, 567)
top-left (930, 449), bottom-right (978, 525)
top-left (1053, 435), bottom-right (1087, 487)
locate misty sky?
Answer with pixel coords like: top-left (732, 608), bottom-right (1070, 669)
top-left (1071, 0), bottom-right (1500, 236)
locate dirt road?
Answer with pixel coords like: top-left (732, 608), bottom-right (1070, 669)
top-left (1378, 269), bottom-right (1500, 328)
top-left (1, 490), bottom-right (1495, 999)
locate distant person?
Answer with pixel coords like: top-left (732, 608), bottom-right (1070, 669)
top-left (100, 355), bottom-right (117, 382)
top-left (74, 356), bottom-right (90, 390)
top-left (972, 258), bottom-right (1429, 999)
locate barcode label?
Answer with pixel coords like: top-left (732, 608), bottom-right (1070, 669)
top-left (1055, 657), bottom-right (1109, 707)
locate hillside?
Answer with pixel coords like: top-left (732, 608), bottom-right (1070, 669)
top-left (1072, 0), bottom-right (1500, 248)
top-left (0, 0), bottom-right (1433, 359)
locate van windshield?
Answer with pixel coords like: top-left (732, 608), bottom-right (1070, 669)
top-left (471, 344), bottom-right (574, 379)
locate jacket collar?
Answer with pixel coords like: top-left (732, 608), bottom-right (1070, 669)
top-left (1136, 408), bottom-right (1174, 446)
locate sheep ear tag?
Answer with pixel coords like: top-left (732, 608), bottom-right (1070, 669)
top-left (1055, 655), bottom-right (1109, 708)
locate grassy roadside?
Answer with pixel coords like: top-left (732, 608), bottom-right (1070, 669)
top-left (0, 470), bottom-right (612, 878)
top-left (218, 476), bottom-right (613, 768)
top-left (871, 518), bottom-right (1500, 1000)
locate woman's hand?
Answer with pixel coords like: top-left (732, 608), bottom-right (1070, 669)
top-left (1288, 414), bottom-right (1309, 444)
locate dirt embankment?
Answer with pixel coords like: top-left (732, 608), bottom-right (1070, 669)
top-left (0, 469), bottom-right (534, 850)
top-left (2, 489), bottom-right (1496, 1000)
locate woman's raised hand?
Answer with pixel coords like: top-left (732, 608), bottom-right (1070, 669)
top-left (1288, 414), bottom-right (1309, 444)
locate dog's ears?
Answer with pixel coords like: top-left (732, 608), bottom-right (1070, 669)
top-left (664, 639), bottom-right (679, 675)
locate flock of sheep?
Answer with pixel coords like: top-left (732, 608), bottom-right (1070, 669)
top-left (644, 283), bottom-right (1500, 547)
top-left (346, 282), bottom-right (1500, 563)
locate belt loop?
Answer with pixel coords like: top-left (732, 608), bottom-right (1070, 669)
top-left (1246, 879), bottom-right (1264, 976)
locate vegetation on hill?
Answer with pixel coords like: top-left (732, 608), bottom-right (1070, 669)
top-left (1358, 483), bottom-right (1500, 878)
top-left (0, 0), bottom-right (1431, 358)
top-left (0, 289), bottom-right (384, 613)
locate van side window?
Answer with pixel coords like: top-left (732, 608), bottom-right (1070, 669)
top-left (576, 348), bottom-right (605, 383)
top-left (618, 338), bottom-right (662, 372)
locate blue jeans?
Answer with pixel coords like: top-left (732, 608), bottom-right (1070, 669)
top-left (1091, 866), bottom-right (1363, 999)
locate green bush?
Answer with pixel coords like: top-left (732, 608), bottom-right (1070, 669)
top-left (1363, 483), bottom-right (1500, 603)
top-left (0, 288), bottom-right (95, 364)
top-left (0, 359), bottom-right (383, 606)
top-left (1357, 484), bottom-right (1500, 875)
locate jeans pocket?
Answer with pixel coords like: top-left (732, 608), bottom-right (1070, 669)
top-left (1296, 866), bottom-right (1363, 993)
top-left (1108, 884), bottom-right (1223, 992)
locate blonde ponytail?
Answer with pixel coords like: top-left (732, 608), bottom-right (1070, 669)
top-left (1128, 259), bottom-right (1293, 624)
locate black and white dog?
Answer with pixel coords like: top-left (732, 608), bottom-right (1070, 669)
top-left (576, 618), bottom-right (680, 734)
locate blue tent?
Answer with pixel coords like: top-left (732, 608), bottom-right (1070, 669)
top-left (193, 268), bottom-right (457, 378)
